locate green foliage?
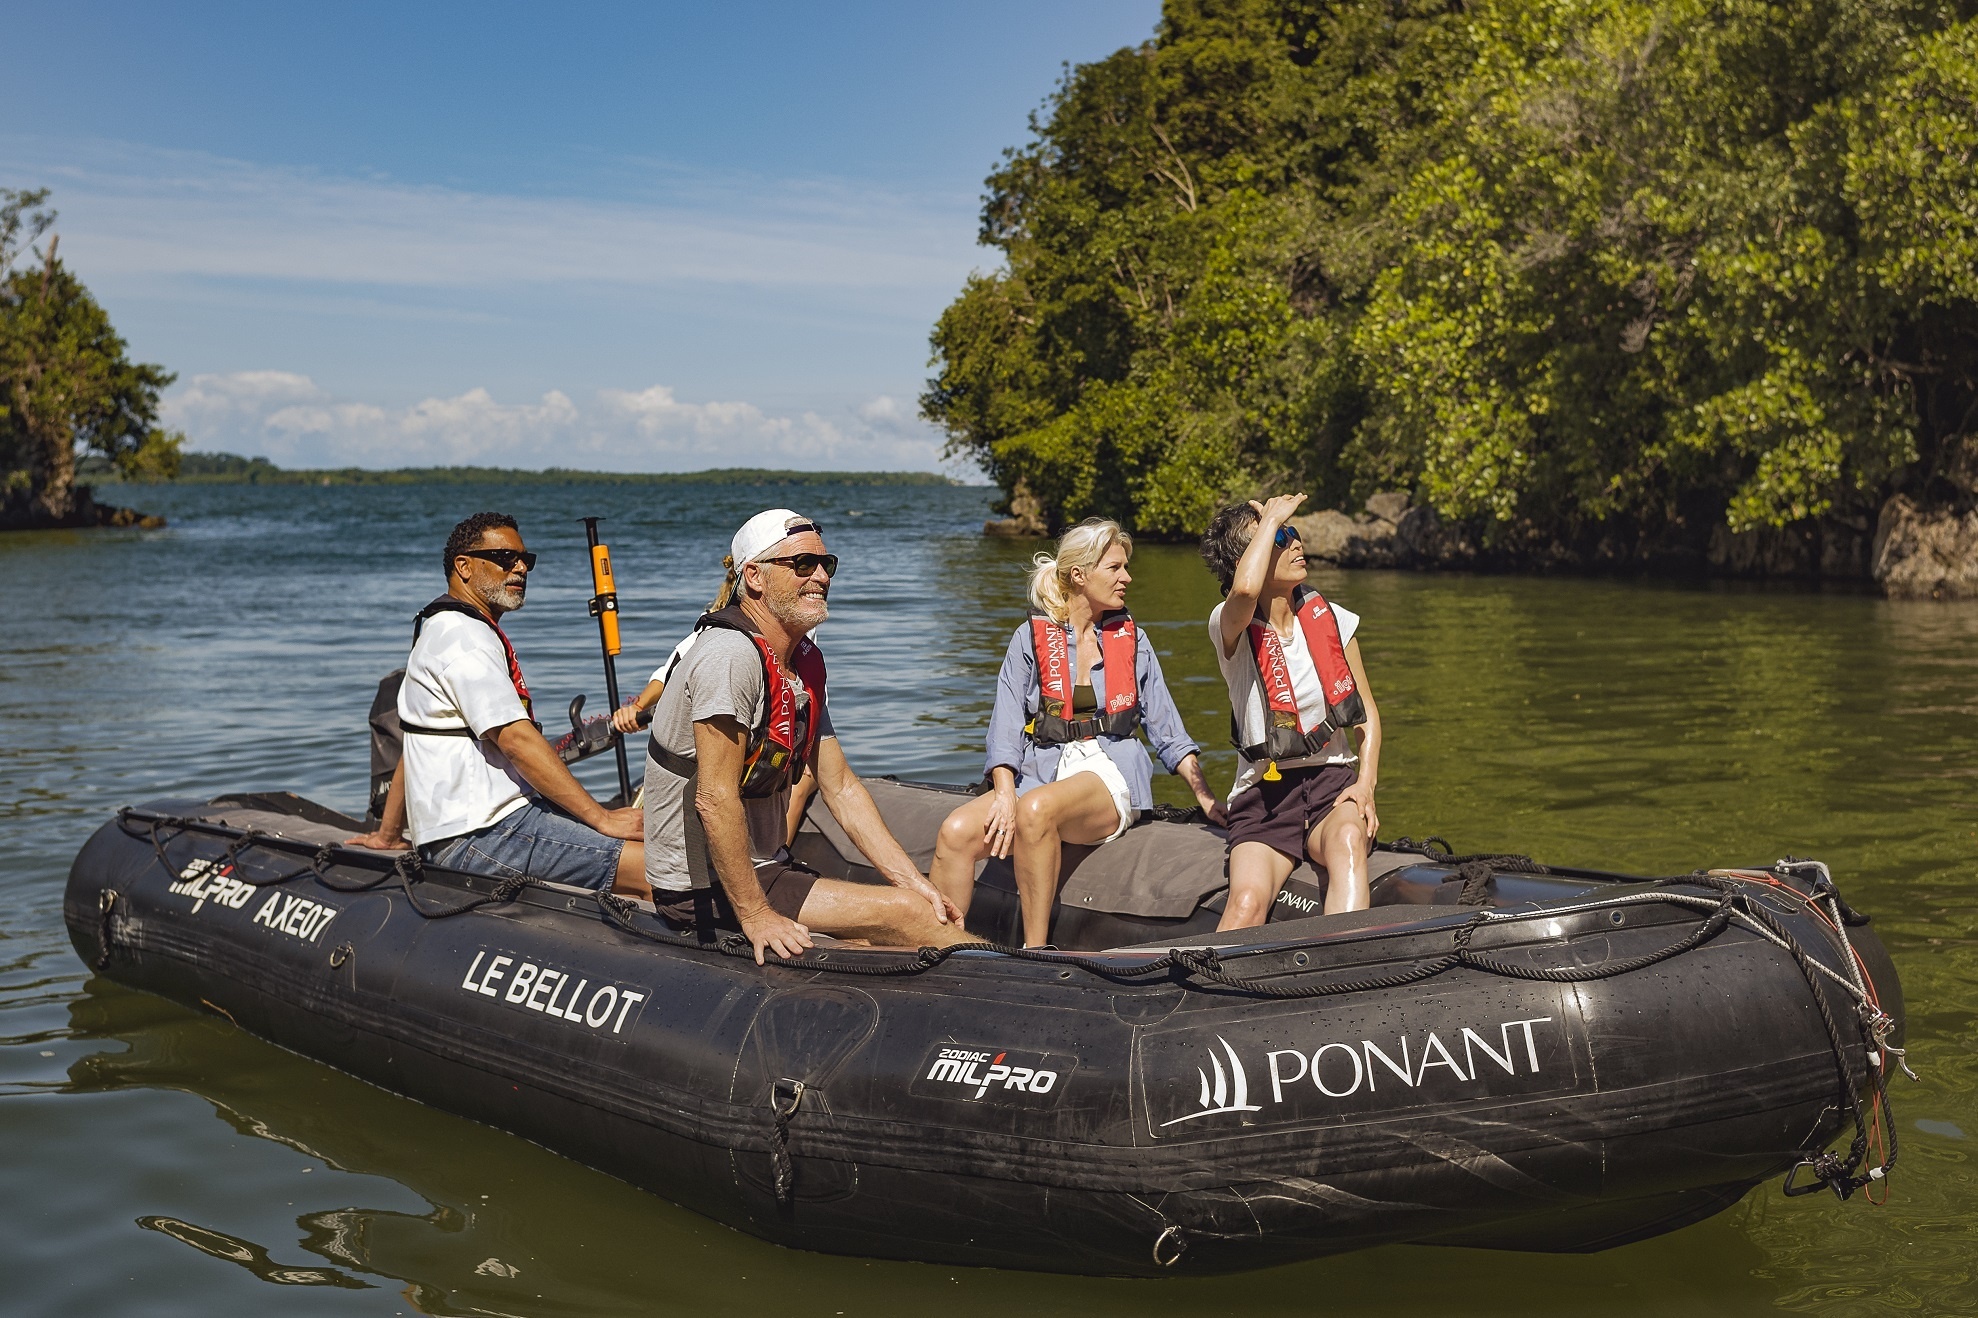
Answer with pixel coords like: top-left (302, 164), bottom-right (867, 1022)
top-left (926, 0), bottom-right (1978, 547)
top-left (1, 188), bottom-right (183, 522)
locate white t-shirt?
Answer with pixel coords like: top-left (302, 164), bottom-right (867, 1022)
top-left (398, 611), bottom-right (534, 845)
top-left (1209, 596), bottom-right (1362, 801)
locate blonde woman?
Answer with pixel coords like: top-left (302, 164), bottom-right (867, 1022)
top-left (930, 518), bottom-right (1222, 947)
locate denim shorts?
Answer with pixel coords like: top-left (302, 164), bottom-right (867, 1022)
top-left (420, 800), bottom-right (623, 891)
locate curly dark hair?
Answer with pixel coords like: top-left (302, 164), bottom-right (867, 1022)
top-left (1199, 502), bottom-right (1262, 596)
top-left (442, 511), bottom-right (519, 575)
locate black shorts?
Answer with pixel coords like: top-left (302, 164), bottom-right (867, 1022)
top-left (1224, 763), bottom-right (1358, 864)
top-left (650, 860), bottom-right (820, 933)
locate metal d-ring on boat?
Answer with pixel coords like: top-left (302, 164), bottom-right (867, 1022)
top-left (64, 780), bottom-right (1906, 1276)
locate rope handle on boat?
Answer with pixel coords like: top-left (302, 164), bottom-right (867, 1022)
top-left (770, 1078), bottom-right (806, 1204)
top-left (93, 889), bottom-right (118, 970)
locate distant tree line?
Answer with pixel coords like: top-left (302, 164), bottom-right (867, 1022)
top-left (923, 0), bottom-right (1978, 562)
top-left (1, 189), bottom-right (182, 528)
top-left (94, 450), bottom-right (962, 487)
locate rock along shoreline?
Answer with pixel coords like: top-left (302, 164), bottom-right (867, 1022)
top-left (0, 485), bottom-right (165, 532)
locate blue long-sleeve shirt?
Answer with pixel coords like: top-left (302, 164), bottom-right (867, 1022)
top-left (983, 619), bottom-right (1200, 810)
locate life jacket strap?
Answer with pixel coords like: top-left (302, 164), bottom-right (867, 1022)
top-left (648, 738), bottom-right (696, 779)
top-left (401, 721), bottom-right (477, 739)
top-left (1042, 712), bottom-right (1133, 742)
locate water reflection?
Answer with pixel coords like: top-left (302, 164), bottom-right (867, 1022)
top-left (137, 1216), bottom-right (371, 1290)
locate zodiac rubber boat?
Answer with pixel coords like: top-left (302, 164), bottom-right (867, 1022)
top-left (65, 779), bottom-right (1906, 1277)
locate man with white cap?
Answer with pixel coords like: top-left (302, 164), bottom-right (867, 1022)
top-left (637, 509), bottom-right (968, 962)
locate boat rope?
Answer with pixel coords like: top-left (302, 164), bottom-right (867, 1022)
top-left (1380, 837), bottom-right (1551, 875)
top-left (590, 885), bottom-right (1742, 998)
top-left (1695, 871), bottom-right (1900, 1200)
top-left (109, 807), bottom-right (1903, 1197)
top-left (120, 811), bottom-right (542, 916)
top-left (770, 1078), bottom-right (807, 1203)
top-left (93, 890), bottom-right (118, 969)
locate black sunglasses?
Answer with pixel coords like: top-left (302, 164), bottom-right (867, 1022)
top-left (760, 552), bottom-right (838, 578)
top-left (460, 548), bottom-right (538, 571)
top-left (1273, 525), bottom-right (1300, 549)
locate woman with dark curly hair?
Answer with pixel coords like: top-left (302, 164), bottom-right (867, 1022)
top-left (1200, 494), bottom-right (1383, 929)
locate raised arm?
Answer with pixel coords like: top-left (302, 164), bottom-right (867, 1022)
top-left (1218, 492), bottom-right (1306, 658)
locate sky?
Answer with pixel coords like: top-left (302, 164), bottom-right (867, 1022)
top-left (0, 1), bottom-right (1162, 473)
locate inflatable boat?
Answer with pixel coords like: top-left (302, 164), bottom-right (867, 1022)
top-left (65, 780), bottom-right (1906, 1276)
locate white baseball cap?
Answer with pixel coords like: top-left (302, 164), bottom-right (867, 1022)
top-left (731, 508), bottom-right (822, 566)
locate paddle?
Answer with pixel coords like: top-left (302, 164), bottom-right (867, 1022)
top-left (580, 516), bottom-right (635, 805)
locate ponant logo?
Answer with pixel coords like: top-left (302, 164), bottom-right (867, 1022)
top-left (1162, 1035), bottom-right (1263, 1126)
top-left (1152, 1016), bottom-right (1559, 1132)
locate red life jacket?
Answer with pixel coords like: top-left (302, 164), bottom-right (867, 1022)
top-left (647, 604), bottom-right (827, 799)
top-left (1027, 608), bottom-right (1141, 744)
top-left (1236, 586), bottom-right (1364, 767)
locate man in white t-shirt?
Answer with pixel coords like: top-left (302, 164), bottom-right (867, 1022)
top-left (347, 512), bottom-right (644, 892)
top-left (1199, 494), bottom-right (1384, 929)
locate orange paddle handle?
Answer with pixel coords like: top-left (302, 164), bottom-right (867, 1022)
top-left (589, 544), bottom-right (621, 655)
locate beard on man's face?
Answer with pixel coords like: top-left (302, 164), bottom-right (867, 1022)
top-left (476, 576), bottom-right (526, 614)
top-left (764, 572), bottom-right (828, 632)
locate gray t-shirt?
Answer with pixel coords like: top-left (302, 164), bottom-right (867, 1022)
top-left (641, 628), bottom-right (833, 893)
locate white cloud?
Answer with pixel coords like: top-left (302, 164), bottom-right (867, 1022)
top-left (165, 369), bottom-right (325, 423)
top-left (162, 372), bottom-right (944, 471)
top-left (856, 394), bottom-right (913, 424)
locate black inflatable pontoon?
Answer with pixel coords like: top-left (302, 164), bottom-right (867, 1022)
top-left (65, 780), bottom-right (1906, 1276)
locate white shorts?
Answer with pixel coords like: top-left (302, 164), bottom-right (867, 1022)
top-left (1052, 739), bottom-right (1133, 844)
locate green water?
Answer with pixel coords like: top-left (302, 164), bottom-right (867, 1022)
top-left (2, 483), bottom-right (1973, 1315)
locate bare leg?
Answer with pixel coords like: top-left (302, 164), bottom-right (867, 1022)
top-left (797, 878), bottom-right (973, 948)
top-left (1219, 840), bottom-right (1296, 931)
top-left (929, 793), bottom-right (999, 920)
top-left (1011, 774), bottom-right (1122, 947)
top-left (1308, 801), bottom-right (1371, 914)
top-left (611, 841), bottom-right (651, 900)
